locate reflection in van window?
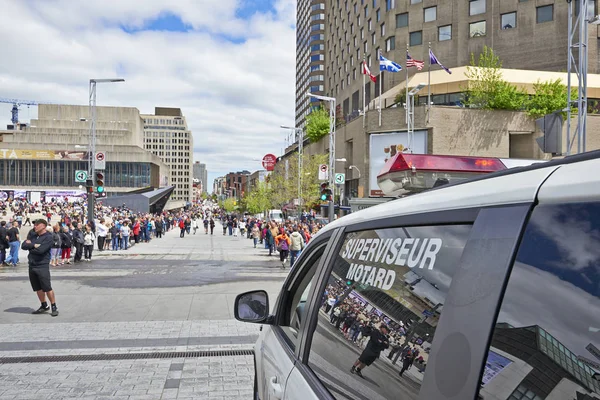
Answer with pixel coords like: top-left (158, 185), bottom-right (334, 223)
top-left (481, 203), bottom-right (600, 400)
top-left (307, 225), bottom-right (472, 400)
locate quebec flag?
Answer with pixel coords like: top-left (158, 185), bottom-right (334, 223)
top-left (379, 54), bottom-right (402, 72)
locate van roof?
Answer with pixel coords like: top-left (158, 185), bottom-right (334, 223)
top-left (319, 150), bottom-right (600, 235)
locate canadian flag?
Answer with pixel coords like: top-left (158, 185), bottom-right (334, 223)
top-left (362, 61), bottom-right (377, 83)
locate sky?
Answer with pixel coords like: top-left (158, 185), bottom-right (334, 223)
top-left (0, 0), bottom-right (297, 191)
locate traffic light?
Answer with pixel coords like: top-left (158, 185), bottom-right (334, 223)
top-left (320, 182), bottom-right (333, 201)
top-left (96, 172), bottom-right (105, 193)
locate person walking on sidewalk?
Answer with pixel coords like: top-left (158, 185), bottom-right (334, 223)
top-left (155, 218), bottom-right (163, 239)
top-left (96, 218), bottom-right (107, 251)
top-left (0, 221), bottom-right (7, 265)
top-left (203, 217), bottom-right (209, 234)
top-left (72, 223), bottom-right (84, 263)
top-left (275, 229), bottom-right (291, 268)
top-left (209, 217), bottom-right (215, 235)
top-left (83, 225), bottom-right (95, 262)
top-left (191, 217), bottom-right (198, 235)
top-left (251, 224), bottom-right (260, 248)
top-left (289, 226), bottom-right (305, 267)
top-left (50, 223), bottom-right (62, 267)
top-left (59, 226), bottom-right (72, 265)
top-left (351, 325), bottom-right (390, 378)
top-left (21, 219), bottom-right (58, 317)
top-left (179, 218), bottom-right (186, 238)
top-left (5, 220), bottom-right (20, 267)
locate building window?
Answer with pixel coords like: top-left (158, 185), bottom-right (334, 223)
top-left (376, 9), bottom-right (380, 21)
top-left (381, 23), bottom-right (385, 36)
top-left (537, 5), bottom-right (553, 23)
top-left (438, 24), bottom-right (452, 41)
top-left (424, 6), bottom-right (436, 22)
top-left (396, 12), bottom-right (408, 28)
top-left (364, 5), bottom-right (368, 16)
top-left (368, 18), bottom-right (372, 30)
top-left (385, 36), bottom-right (395, 51)
top-left (501, 12), bottom-right (516, 29)
top-left (386, 0), bottom-right (394, 11)
top-left (372, 32), bottom-right (376, 44)
top-left (409, 30), bottom-right (422, 46)
top-left (357, 14), bottom-right (361, 25)
top-left (469, 20), bottom-right (486, 37)
top-left (410, 0), bottom-right (422, 3)
top-left (469, 0), bottom-right (486, 16)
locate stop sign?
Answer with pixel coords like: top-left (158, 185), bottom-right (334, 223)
top-left (262, 154), bottom-right (277, 171)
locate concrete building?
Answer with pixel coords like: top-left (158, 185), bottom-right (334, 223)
top-left (141, 108), bottom-right (193, 204)
top-left (0, 104), bottom-right (169, 201)
top-left (317, 0), bottom-right (598, 119)
top-left (248, 170), bottom-right (269, 193)
top-left (193, 161), bottom-right (208, 194)
top-left (295, 0), bottom-right (327, 129)
top-left (213, 176), bottom-right (226, 199)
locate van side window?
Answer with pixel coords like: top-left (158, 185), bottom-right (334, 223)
top-left (279, 247), bottom-right (324, 351)
top-left (480, 203), bottom-right (600, 399)
top-left (307, 225), bottom-right (472, 399)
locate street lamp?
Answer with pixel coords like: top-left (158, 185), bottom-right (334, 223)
top-left (281, 125), bottom-right (304, 218)
top-left (306, 92), bottom-right (336, 221)
top-left (349, 165), bottom-right (361, 179)
top-left (87, 78), bottom-right (124, 225)
top-left (407, 83), bottom-right (426, 154)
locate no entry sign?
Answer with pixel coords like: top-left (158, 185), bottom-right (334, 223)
top-left (262, 154), bottom-right (277, 171)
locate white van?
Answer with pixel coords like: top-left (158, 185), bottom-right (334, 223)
top-left (268, 209), bottom-right (284, 223)
top-left (235, 151), bottom-right (600, 400)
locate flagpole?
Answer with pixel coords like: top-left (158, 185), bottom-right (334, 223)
top-left (378, 50), bottom-right (382, 127)
top-left (363, 58), bottom-right (366, 128)
top-left (405, 43), bottom-right (409, 125)
top-left (427, 42), bottom-right (431, 124)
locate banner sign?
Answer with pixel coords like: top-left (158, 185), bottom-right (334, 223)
top-left (0, 149), bottom-right (88, 161)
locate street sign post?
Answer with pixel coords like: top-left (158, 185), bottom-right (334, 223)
top-left (75, 170), bottom-right (88, 183)
top-left (335, 173), bottom-right (345, 184)
top-left (318, 164), bottom-right (329, 181)
top-left (94, 152), bottom-right (106, 170)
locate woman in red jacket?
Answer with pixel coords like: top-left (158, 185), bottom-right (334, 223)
top-left (132, 219), bottom-right (141, 243)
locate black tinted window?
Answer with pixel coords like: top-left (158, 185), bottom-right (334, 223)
top-left (481, 203), bottom-right (600, 399)
top-left (307, 224), bottom-right (472, 400)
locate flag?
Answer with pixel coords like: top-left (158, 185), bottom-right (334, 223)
top-left (406, 52), bottom-right (424, 70)
top-left (362, 61), bottom-right (377, 82)
top-left (429, 49), bottom-right (452, 74)
top-left (379, 54), bottom-right (402, 72)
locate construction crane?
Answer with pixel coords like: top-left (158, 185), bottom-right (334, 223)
top-left (0, 98), bottom-right (43, 125)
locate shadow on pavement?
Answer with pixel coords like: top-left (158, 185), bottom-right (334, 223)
top-left (4, 307), bottom-right (35, 314)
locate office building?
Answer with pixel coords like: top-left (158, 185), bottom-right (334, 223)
top-left (325, 0), bottom-right (598, 118)
top-left (0, 104), bottom-right (169, 201)
top-left (193, 161), bottom-right (208, 194)
top-left (213, 176), bottom-right (226, 199)
top-left (225, 170), bottom-right (251, 199)
top-left (141, 108), bottom-right (193, 203)
top-left (295, 0), bottom-right (327, 128)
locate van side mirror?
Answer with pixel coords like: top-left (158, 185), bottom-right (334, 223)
top-left (234, 290), bottom-right (270, 323)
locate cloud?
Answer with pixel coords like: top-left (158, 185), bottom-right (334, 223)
top-left (0, 0), bottom-right (296, 191)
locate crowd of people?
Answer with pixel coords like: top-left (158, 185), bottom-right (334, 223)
top-left (219, 213), bottom-right (328, 268)
top-left (0, 197), bottom-right (222, 266)
top-left (322, 280), bottom-right (428, 379)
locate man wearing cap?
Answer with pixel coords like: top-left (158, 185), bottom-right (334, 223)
top-left (21, 219), bottom-right (58, 316)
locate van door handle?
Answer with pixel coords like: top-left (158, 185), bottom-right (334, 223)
top-left (269, 376), bottom-right (284, 399)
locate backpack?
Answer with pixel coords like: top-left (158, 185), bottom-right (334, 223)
top-left (280, 239), bottom-right (289, 251)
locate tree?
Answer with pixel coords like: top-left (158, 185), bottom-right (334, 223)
top-left (244, 183), bottom-right (273, 215)
top-left (526, 79), bottom-right (576, 119)
top-left (306, 107), bottom-right (330, 142)
top-left (335, 104), bottom-right (345, 127)
top-left (222, 197), bottom-right (236, 213)
top-left (464, 46), bottom-right (526, 111)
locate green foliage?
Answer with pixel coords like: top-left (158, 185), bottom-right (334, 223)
top-left (267, 153), bottom-right (329, 210)
top-left (243, 183), bottom-right (272, 215)
top-left (526, 79), bottom-right (576, 119)
top-left (222, 197), bottom-right (236, 213)
top-left (394, 89), bottom-right (407, 105)
top-left (464, 46), bottom-right (526, 111)
top-left (306, 107), bottom-right (330, 142)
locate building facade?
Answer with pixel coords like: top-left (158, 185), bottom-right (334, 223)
top-left (0, 104), bottom-right (169, 197)
top-left (142, 107), bottom-right (193, 203)
top-left (225, 170), bottom-right (251, 200)
top-left (213, 176), bottom-right (226, 199)
top-left (296, 0), bottom-right (327, 129)
top-left (193, 161), bottom-right (208, 194)
top-left (323, 0), bottom-right (598, 119)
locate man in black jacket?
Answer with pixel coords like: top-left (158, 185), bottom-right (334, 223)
top-left (21, 219), bottom-right (58, 316)
top-left (0, 221), bottom-right (7, 265)
top-left (72, 223), bottom-right (84, 263)
top-left (351, 324), bottom-right (390, 378)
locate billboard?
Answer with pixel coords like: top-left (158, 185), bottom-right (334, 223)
top-left (369, 131), bottom-right (427, 197)
top-left (0, 149), bottom-right (88, 161)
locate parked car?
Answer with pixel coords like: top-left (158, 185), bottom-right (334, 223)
top-left (235, 151), bottom-right (600, 400)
